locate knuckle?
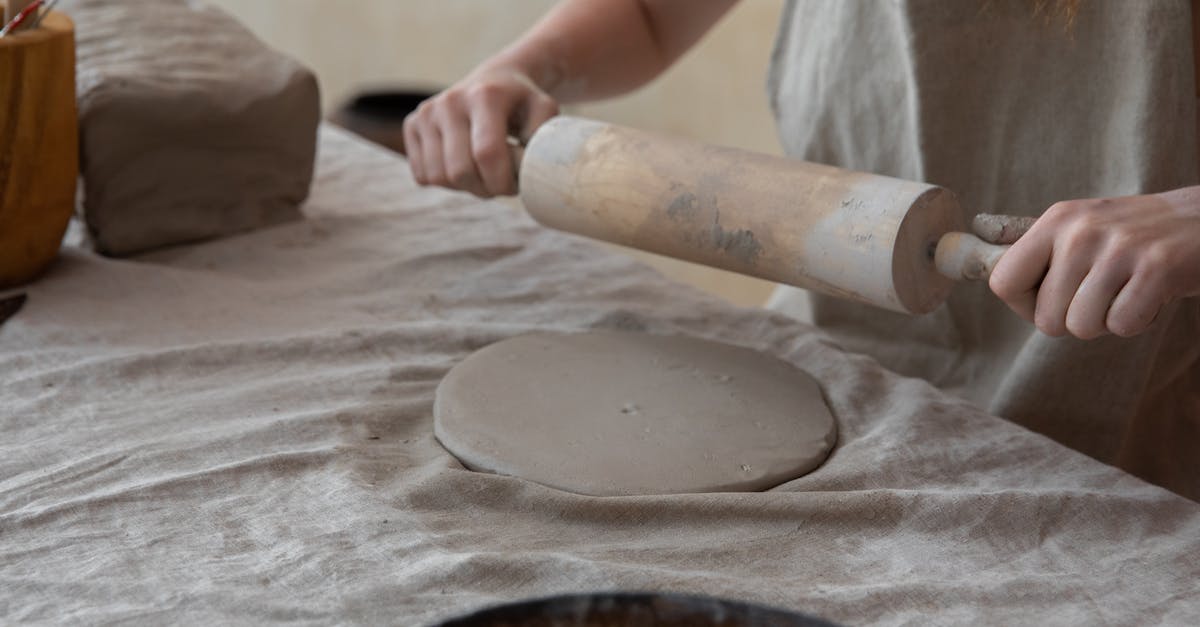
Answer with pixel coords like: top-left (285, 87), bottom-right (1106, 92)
top-left (1138, 243), bottom-right (1175, 275)
top-left (409, 109), bottom-right (431, 129)
top-left (1065, 316), bottom-right (1104, 340)
top-left (472, 137), bottom-right (506, 163)
top-left (1105, 230), bottom-right (1140, 254)
top-left (988, 271), bottom-right (1019, 301)
top-left (1135, 259), bottom-right (1177, 301)
top-left (1110, 324), bottom-right (1138, 338)
top-left (1034, 310), bottom-right (1067, 337)
top-left (447, 165), bottom-right (475, 187)
top-left (1106, 311), bottom-right (1142, 338)
top-left (439, 89), bottom-right (465, 108)
top-left (1044, 200), bottom-right (1081, 222)
top-left (1039, 323), bottom-right (1068, 338)
top-left (1093, 254), bottom-right (1126, 281)
top-left (988, 276), bottom-right (1012, 300)
top-left (1107, 294), bottom-right (1158, 338)
top-left (1095, 244), bottom-right (1139, 281)
top-left (402, 113), bottom-right (420, 134)
top-left (1062, 222), bottom-right (1102, 251)
top-left (468, 81), bottom-right (506, 104)
top-left (533, 93), bottom-right (560, 113)
top-left (527, 98), bottom-right (560, 126)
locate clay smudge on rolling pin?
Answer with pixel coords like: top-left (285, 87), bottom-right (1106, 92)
top-left (665, 191), bottom-right (762, 264)
top-left (666, 191), bottom-right (701, 221)
top-left (710, 209), bottom-right (764, 265)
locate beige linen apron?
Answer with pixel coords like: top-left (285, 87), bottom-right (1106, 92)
top-left (767, 0), bottom-right (1199, 499)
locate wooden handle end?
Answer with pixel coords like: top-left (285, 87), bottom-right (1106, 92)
top-left (935, 232), bottom-right (1008, 282)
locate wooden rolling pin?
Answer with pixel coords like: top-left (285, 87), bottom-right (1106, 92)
top-left (518, 117), bottom-right (1028, 315)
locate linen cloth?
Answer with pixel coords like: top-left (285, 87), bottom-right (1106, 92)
top-left (1, 129), bottom-right (1198, 625)
top-left (767, 0), bottom-right (1200, 500)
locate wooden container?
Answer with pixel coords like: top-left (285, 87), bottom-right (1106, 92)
top-left (0, 6), bottom-right (76, 288)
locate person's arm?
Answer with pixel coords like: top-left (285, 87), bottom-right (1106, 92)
top-left (989, 186), bottom-right (1200, 339)
top-left (404, 0), bottom-right (739, 197)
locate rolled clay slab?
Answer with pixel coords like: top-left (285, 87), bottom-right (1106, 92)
top-left (434, 331), bottom-right (837, 496)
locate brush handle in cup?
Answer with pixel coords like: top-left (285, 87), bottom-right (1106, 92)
top-left (4, 1), bottom-right (36, 25)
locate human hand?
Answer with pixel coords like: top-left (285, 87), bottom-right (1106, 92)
top-left (403, 68), bottom-right (559, 198)
top-left (989, 186), bottom-right (1200, 339)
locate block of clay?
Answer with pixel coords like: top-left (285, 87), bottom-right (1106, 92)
top-left (64, 0), bottom-right (320, 256)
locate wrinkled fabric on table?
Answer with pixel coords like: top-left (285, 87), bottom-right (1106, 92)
top-left (2, 128), bottom-right (1198, 625)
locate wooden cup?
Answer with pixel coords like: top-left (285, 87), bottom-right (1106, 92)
top-left (0, 6), bottom-right (77, 288)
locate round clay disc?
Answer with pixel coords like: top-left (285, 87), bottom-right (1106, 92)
top-left (434, 331), bottom-right (837, 496)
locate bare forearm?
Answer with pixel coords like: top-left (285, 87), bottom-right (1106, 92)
top-left (405, 0), bottom-right (737, 197)
top-left (478, 0), bottom-right (739, 103)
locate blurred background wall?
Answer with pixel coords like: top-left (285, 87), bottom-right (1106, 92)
top-left (209, 0), bottom-right (788, 307)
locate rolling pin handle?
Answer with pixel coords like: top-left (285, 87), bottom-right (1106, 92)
top-left (934, 232), bottom-right (1009, 282)
top-left (936, 214), bottom-right (1034, 281)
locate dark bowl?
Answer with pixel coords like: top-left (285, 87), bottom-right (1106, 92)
top-left (343, 89), bottom-right (437, 123)
top-left (432, 592), bottom-right (839, 627)
top-left (328, 87), bottom-right (441, 154)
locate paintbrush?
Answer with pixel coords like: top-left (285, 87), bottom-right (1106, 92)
top-left (28, 0), bottom-right (56, 29)
top-left (0, 0), bottom-right (41, 37)
top-left (4, 0), bottom-right (35, 24)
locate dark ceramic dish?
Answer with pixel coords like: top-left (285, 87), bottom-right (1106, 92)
top-left (433, 592), bottom-right (839, 627)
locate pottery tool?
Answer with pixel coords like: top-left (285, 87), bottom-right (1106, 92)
top-left (29, 0), bottom-right (57, 30)
top-left (517, 117), bottom-right (1030, 315)
top-left (0, 0), bottom-right (42, 37)
top-left (2, 0), bottom-right (30, 22)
